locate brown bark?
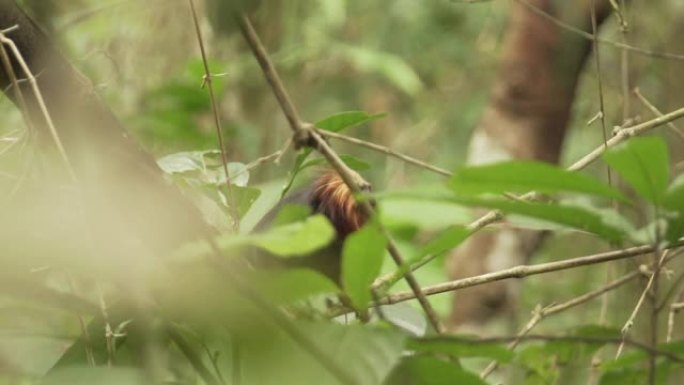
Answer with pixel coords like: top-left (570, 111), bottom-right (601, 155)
top-left (0, 1), bottom-right (209, 258)
top-left (447, 0), bottom-right (612, 329)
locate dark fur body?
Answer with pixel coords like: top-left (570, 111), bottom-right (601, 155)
top-left (252, 171), bottom-right (366, 281)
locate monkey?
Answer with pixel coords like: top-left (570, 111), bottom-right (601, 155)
top-left (250, 170), bottom-right (368, 281)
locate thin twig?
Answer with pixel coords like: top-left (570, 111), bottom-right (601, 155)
top-left (0, 26), bottom-right (34, 133)
top-left (318, 130), bottom-right (452, 177)
top-left (188, 0), bottom-right (240, 231)
top-left (0, 30), bottom-right (76, 181)
top-left (65, 273), bottom-right (96, 367)
top-left (590, 0), bottom-right (614, 189)
top-left (168, 325), bottom-right (224, 385)
top-left (514, 0), bottom-right (684, 61)
top-left (667, 301), bottom-right (684, 343)
top-left (616, 0), bottom-right (631, 123)
top-left (480, 270), bottom-right (640, 379)
top-left (421, 335), bottom-right (684, 364)
top-left (615, 250), bottom-right (669, 359)
top-left (569, 105), bottom-right (684, 171)
top-left (328, 242), bottom-right (684, 316)
top-left (236, 13), bottom-right (445, 333)
top-left (97, 283), bottom-right (115, 367)
top-left (634, 88), bottom-right (684, 141)
top-left (657, 262), bottom-right (684, 312)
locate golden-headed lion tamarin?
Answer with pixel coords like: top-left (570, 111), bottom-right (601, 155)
top-left (252, 170), bottom-right (367, 280)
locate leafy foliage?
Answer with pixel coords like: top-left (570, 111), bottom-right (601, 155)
top-left (3, 1), bottom-right (684, 385)
top-left (342, 222), bottom-right (388, 309)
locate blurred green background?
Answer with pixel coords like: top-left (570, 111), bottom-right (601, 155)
top-left (1, 0), bottom-right (684, 384)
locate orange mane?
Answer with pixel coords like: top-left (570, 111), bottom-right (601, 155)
top-left (310, 171), bottom-right (367, 237)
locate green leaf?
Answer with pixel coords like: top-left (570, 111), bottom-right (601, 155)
top-left (49, 303), bottom-right (137, 371)
top-left (449, 196), bottom-right (630, 243)
top-left (558, 325), bottom-right (622, 360)
top-left (254, 269), bottom-right (339, 303)
top-left (214, 162), bottom-right (251, 187)
top-left (231, 185), bottom-right (261, 219)
top-left (601, 340), bottom-right (684, 373)
top-left (407, 337), bottom-right (514, 362)
top-left (253, 215), bottom-right (336, 257)
top-left (599, 369), bottom-right (648, 385)
top-left (273, 204), bottom-right (313, 227)
top-left (573, 324), bottom-right (622, 339)
top-left (280, 110), bottom-right (384, 198)
top-left (385, 356), bottom-right (487, 385)
top-left (281, 149), bottom-right (314, 198)
top-left (664, 174), bottom-right (684, 243)
top-left (157, 151), bottom-right (205, 174)
top-left (449, 160), bottom-right (629, 202)
top-left (665, 174), bottom-right (684, 212)
top-left (381, 303), bottom-right (427, 336)
top-left (315, 110), bottom-right (387, 133)
top-left (342, 222), bottom-right (388, 309)
top-left (603, 137), bottom-right (670, 204)
top-left (599, 344), bottom-right (675, 385)
top-left (338, 44), bottom-right (424, 95)
top-left (379, 187), bottom-right (472, 230)
top-left (417, 226), bottom-right (472, 259)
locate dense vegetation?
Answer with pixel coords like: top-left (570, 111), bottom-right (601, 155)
top-left (1, 1), bottom-right (684, 384)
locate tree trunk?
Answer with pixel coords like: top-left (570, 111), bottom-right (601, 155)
top-left (447, 0), bottom-right (612, 329)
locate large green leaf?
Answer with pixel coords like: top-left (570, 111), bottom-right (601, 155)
top-left (171, 215), bottom-right (335, 262)
top-left (417, 226), bottom-right (472, 259)
top-left (379, 189), bottom-right (472, 230)
top-left (448, 160), bottom-right (628, 202)
top-left (384, 356), bottom-right (487, 385)
top-left (449, 196), bottom-right (631, 243)
top-left (253, 215), bottom-right (336, 257)
top-left (272, 204), bottom-right (313, 227)
top-left (342, 222), bottom-right (388, 309)
top-left (315, 111), bottom-right (387, 133)
top-left (602, 137), bottom-right (670, 204)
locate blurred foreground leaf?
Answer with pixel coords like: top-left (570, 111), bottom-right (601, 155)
top-left (342, 222), bottom-right (388, 309)
top-left (603, 136), bottom-right (670, 204)
top-left (449, 160), bottom-right (629, 202)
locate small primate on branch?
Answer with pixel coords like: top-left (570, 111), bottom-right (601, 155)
top-left (252, 170), bottom-right (368, 280)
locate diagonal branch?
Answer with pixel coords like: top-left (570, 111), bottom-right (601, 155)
top-left (235, 14), bottom-right (445, 333)
top-left (188, 0), bottom-right (239, 231)
top-left (329, 242), bottom-right (684, 316)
